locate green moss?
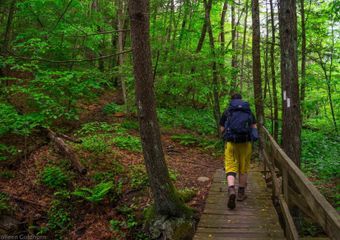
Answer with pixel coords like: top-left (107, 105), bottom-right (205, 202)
top-left (178, 188), bottom-right (197, 203)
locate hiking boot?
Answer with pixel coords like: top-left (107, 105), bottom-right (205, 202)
top-left (237, 187), bottom-right (247, 201)
top-left (227, 186), bottom-right (236, 209)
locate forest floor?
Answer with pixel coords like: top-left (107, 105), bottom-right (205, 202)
top-left (0, 91), bottom-right (224, 240)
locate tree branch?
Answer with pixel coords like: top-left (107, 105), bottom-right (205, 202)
top-left (3, 49), bottom-right (132, 64)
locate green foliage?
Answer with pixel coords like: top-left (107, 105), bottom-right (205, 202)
top-left (169, 168), bottom-right (179, 181)
top-left (121, 119), bottom-right (139, 130)
top-left (72, 182), bottom-right (114, 203)
top-left (0, 192), bottom-right (12, 214)
top-left (40, 166), bottom-right (69, 190)
top-left (301, 129), bottom-right (339, 179)
top-left (76, 122), bottom-right (114, 136)
top-left (102, 102), bottom-right (123, 115)
top-left (171, 134), bottom-right (198, 146)
top-left (130, 165), bottom-right (149, 189)
top-left (0, 144), bottom-right (18, 162)
top-left (116, 205), bottom-right (138, 229)
top-left (112, 135), bottom-right (142, 152)
top-left (47, 199), bottom-right (72, 238)
top-left (80, 134), bottom-right (111, 154)
top-left (0, 170), bottom-right (15, 179)
top-left (157, 107), bottom-right (215, 135)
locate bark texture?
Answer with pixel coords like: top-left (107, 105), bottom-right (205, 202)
top-left (252, 0), bottom-right (264, 126)
top-left (279, 0), bottom-right (301, 166)
top-left (128, 0), bottom-right (186, 217)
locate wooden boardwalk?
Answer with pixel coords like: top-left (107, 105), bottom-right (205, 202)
top-left (194, 167), bottom-right (285, 240)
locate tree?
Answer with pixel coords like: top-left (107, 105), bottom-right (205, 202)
top-left (252, 0), bottom-right (264, 129)
top-left (128, 0), bottom-right (188, 218)
top-left (204, 0), bottom-right (221, 137)
top-left (279, 0), bottom-right (301, 166)
top-left (269, 0), bottom-right (279, 141)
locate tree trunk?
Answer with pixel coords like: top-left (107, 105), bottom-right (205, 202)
top-left (279, 0), bottom-right (301, 166)
top-left (240, 0), bottom-right (249, 91)
top-left (300, 0), bottom-right (306, 103)
top-left (264, 2), bottom-right (274, 134)
top-left (205, 0), bottom-right (221, 138)
top-left (128, 0), bottom-right (187, 217)
top-left (219, 0), bottom-right (228, 86)
top-left (178, 0), bottom-right (190, 48)
top-left (2, 0), bottom-right (16, 55)
top-left (231, 1), bottom-right (237, 92)
top-left (252, 0), bottom-right (264, 150)
top-left (269, 0), bottom-right (279, 141)
top-left (117, 0), bottom-right (128, 111)
top-left (92, 0), bottom-right (105, 71)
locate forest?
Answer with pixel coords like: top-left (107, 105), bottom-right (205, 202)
top-left (0, 0), bottom-right (338, 239)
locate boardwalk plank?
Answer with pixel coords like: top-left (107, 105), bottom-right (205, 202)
top-left (193, 167), bottom-right (285, 239)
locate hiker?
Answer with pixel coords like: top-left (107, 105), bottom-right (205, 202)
top-left (219, 93), bottom-right (258, 209)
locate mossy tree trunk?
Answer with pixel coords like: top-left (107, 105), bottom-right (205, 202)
top-left (128, 0), bottom-right (187, 217)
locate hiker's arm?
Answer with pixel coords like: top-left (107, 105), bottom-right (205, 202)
top-left (251, 123), bottom-right (257, 128)
top-left (220, 126), bottom-right (225, 133)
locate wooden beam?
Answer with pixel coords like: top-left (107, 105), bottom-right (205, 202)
top-left (279, 195), bottom-right (299, 240)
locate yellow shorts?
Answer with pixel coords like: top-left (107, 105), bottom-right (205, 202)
top-left (224, 142), bottom-right (252, 174)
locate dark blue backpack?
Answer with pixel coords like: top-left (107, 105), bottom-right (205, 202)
top-left (223, 100), bottom-right (253, 143)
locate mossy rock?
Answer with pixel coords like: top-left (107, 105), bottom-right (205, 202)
top-left (149, 215), bottom-right (195, 240)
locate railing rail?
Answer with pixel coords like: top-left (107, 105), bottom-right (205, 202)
top-left (260, 126), bottom-right (340, 240)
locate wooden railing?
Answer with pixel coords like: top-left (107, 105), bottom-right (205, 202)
top-left (260, 126), bottom-right (340, 240)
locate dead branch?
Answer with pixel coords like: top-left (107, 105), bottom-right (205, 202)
top-left (46, 128), bottom-right (87, 175)
top-left (2, 49), bottom-right (132, 64)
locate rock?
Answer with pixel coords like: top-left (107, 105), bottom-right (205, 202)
top-left (149, 216), bottom-right (195, 240)
top-left (197, 176), bottom-right (210, 182)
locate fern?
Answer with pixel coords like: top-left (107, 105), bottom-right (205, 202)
top-left (72, 182), bottom-right (113, 203)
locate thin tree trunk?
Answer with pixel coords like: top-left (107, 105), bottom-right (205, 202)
top-left (205, 0), bottom-right (221, 137)
top-left (240, 0), bottom-right (249, 91)
top-left (178, 0), bottom-right (190, 48)
top-left (1, 0), bottom-right (16, 83)
top-left (270, 0), bottom-right (279, 141)
top-left (117, 0), bottom-right (128, 111)
top-left (92, 0), bottom-right (105, 71)
top-left (219, 0), bottom-right (228, 86)
top-left (2, 0), bottom-right (16, 55)
top-left (279, 0), bottom-right (301, 166)
top-left (231, 1), bottom-right (237, 92)
top-left (252, 0), bottom-right (264, 129)
top-left (128, 0), bottom-right (187, 217)
top-left (264, 2), bottom-right (269, 100)
top-left (300, 0), bottom-right (306, 103)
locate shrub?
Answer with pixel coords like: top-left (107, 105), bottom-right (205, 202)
top-left (40, 166), bottom-right (69, 190)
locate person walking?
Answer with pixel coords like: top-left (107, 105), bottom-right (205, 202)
top-left (219, 93), bottom-right (257, 209)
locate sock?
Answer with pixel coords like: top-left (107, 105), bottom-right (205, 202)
top-left (238, 187), bottom-right (245, 193)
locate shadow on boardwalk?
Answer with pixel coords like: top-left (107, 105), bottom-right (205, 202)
top-left (193, 166), bottom-right (285, 240)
